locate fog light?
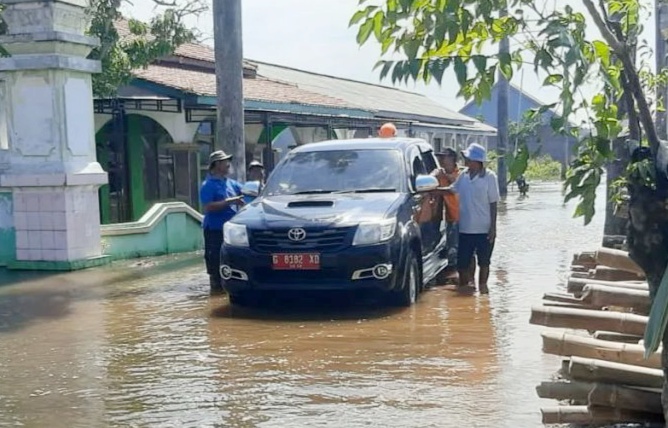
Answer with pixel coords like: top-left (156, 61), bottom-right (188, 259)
top-left (372, 264), bottom-right (392, 280)
top-left (220, 265), bottom-right (232, 280)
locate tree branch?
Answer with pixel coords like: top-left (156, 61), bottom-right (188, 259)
top-left (584, 0), bottom-right (660, 155)
top-left (582, 0), bottom-right (625, 53)
top-left (619, 52), bottom-right (661, 154)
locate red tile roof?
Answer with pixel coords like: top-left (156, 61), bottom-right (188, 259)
top-left (133, 64), bottom-right (359, 109)
top-left (115, 19), bottom-right (257, 71)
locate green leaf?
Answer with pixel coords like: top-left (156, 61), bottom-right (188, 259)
top-left (430, 59), bottom-right (448, 83)
top-left (357, 19), bottom-right (375, 45)
top-left (644, 263), bottom-right (668, 357)
top-left (472, 55), bottom-right (487, 73)
top-left (454, 57), bottom-right (467, 85)
top-left (381, 35), bottom-right (395, 54)
top-left (372, 11), bottom-right (384, 41)
top-left (498, 52), bottom-right (513, 79)
top-left (403, 38), bottom-right (421, 60)
top-left (543, 74), bottom-right (563, 86)
top-left (550, 116), bottom-right (565, 132)
top-left (349, 7), bottom-right (373, 26)
top-left (377, 61), bottom-right (394, 81)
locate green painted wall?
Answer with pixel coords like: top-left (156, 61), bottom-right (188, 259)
top-left (0, 192), bottom-right (16, 266)
top-left (258, 123), bottom-right (289, 144)
top-left (95, 129), bottom-right (111, 224)
top-left (102, 211), bottom-right (203, 260)
top-left (127, 115), bottom-right (147, 221)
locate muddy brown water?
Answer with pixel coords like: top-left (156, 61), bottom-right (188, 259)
top-left (0, 182), bottom-right (610, 428)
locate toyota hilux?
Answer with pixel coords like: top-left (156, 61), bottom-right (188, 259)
top-left (220, 138), bottom-right (449, 307)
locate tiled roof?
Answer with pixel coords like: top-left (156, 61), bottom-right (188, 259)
top-left (133, 64), bottom-right (359, 109)
top-left (113, 19), bottom-right (493, 130)
top-left (114, 19), bottom-right (256, 71)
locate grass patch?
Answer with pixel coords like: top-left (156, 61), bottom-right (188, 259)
top-left (485, 151), bottom-right (563, 182)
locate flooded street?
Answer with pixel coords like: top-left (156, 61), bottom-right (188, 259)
top-left (0, 182), bottom-right (605, 428)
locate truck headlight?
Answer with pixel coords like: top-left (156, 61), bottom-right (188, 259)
top-left (352, 219), bottom-right (396, 246)
top-left (223, 222), bottom-right (249, 247)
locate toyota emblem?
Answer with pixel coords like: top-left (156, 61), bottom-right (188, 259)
top-left (287, 227), bottom-right (307, 242)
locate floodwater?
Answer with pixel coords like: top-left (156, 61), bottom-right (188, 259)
top-left (0, 182), bottom-right (607, 428)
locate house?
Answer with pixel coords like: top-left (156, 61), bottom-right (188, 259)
top-left (93, 22), bottom-right (496, 224)
top-left (459, 82), bottom-right (577, 166)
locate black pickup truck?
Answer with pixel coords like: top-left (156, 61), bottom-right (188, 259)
top-left (220, 138), bottom-right (449, 306)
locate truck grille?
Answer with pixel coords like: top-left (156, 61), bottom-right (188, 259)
top-left (250, 227), bottom-right (353, 253)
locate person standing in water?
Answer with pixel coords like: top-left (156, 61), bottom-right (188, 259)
top-left (434, 148), bottom-right (461, 272)
top-left (199, 150), bottom-right (245, 294)
top-left (440, 143), bottom-right (499, 294)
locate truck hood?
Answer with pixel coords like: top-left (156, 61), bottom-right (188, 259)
top-left (233, 193), bottom-right (405, 228)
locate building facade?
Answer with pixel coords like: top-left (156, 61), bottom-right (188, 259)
top-left (459, 83), bottom-right (577, 166)
top-left (93, 23), bottom-right (496, 225)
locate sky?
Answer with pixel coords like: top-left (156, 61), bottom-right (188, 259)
top-left (122, 0), bottom-right (659, 123)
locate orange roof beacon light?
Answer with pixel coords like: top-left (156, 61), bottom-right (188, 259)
top-left (378, 122), bottom-right (397, 138)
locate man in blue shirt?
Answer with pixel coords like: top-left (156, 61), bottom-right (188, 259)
top-left (200, 150), bottom-right (244, 294)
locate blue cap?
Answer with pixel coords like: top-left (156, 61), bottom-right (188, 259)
top-left (461, 143), bottom-right (488, 163)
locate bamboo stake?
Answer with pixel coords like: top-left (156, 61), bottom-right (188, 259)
top-left (541, 405), bottom-right (664, 424)
top-left (536, 380), bottom-right (593, 402)
top-left (567, 277), bottom-right (648, 295)
top-left (581, 284), bottom-right (650, 312)
top-left (531, 306), bottom-right (648, 336)
top-left (543, 292), bottom-right (583, 304)
top-left (595, 247), bottom-right (644, 275)
top-left (541, 331), bottom-right (662, 369)
top-left (593, 331), bottom-right (643, 343)
top-left (571, 271), bottom-right (590, 279)
top-left (588, 383), bottom-right (663, 414)
top-left (591, 266), bottom-right (645, 282)
top-left (542, 302), bottom-right (598, 310)
top-left (567, 356), bottom-right (664, 388)
top-left (573, 251), bottom-right (597, 267)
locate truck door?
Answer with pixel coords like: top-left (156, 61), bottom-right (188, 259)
top-left (407, 146), bottom-right (442, 254)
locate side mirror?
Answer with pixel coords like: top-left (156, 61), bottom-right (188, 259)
top-left (241, 181), bottom-right (261, 197)
top-left (415, 174), bottom-right (439, 193)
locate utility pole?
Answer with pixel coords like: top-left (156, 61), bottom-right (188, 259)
top-left (496, 4), bottom-right (509, 197)
top-left (213, 0), bottom-right (246, 181)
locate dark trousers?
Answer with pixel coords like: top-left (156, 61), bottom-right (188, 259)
top-left (457, 233), bottom-right (494, 270)
top-left (204, 229), bottom-right (223, 282)
top-left (445, 222), bottom-right (459, 267)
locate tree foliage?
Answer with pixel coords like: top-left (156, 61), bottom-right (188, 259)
top-left (0, 0), bottom-right (206, 97)
top-left (506, 110), bottom-right (544, 182)
top-left (350, 0), bottom-right (662, 226)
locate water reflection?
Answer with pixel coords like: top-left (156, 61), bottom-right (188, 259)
top-left (0, 182), bottom-right (606, 427)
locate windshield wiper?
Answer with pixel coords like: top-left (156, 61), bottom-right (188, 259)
top-left (336, 188), bottom-right (397, 194)
top-left (292, 189), bottom-right (337, 195)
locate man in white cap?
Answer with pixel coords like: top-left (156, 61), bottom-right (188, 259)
top-left (243, 160), bottom-right (266, 204)
top-left (448, 142), bottom-right (500, 294)
top-left (200, 150), bottom-right (245, 294)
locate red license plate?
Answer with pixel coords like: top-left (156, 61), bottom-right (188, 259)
top-left (271, 253), bottom-right (320, 270)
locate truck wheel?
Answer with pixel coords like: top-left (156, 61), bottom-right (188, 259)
top-left (390, 253), bottom-right (419, 307)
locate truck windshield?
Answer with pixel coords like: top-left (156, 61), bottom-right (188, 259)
top-left (263, 149), bottom-right (405, 196)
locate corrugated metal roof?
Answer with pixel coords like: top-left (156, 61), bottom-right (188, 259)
top-left (253, 61), bottom-right (479, 126)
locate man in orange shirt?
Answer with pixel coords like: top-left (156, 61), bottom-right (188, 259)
top-left (435, 149), bottom-right (461, 270)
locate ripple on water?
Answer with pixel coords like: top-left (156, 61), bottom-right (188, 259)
top-left (0, 182), bottom-right (607, 428)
